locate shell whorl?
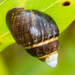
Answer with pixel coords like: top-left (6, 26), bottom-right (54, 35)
top-left (6, 7), bottom-right (59, 65)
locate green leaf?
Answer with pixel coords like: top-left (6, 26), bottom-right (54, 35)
top-left (0, 0), bottom-right (75, 52)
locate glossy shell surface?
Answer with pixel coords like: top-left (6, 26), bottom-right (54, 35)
top-left (6, 7), bottom-right (59, 59)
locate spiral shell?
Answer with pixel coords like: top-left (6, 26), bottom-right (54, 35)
top-left (6, 7), bottom-right (59, 68)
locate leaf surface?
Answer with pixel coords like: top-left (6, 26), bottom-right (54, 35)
top-left (0, 0), bottom-right (75, 51)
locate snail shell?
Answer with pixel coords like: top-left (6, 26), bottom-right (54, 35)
top-left (6, 7), bottom-right (59, 68)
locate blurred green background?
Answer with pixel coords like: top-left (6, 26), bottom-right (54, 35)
top-left (0, 20), bottom-right (75, 75)
top-left (0, 0), bottom-right (75, 75)
top-left (0, 0), bottom-right (5, 4)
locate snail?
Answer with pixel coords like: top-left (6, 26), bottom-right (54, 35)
top-left (6, 7), bottom-right (59, 68)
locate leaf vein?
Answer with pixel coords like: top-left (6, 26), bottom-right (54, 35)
top-left (0, 31), bottom-right (10, 39)
top-left (0, 0), bottom-right (6, 5)
top-left (41, 0), bottom-right (60, 12)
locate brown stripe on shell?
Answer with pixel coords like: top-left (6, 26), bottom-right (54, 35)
top-left (31, 10), bottom-right (42, 43)
top-left (39, 11), bottom-right (48, 41)
top-left (45, 14), bottom-right (59, 37)
top-left (40, 12), bottom-right (50, 40)
top-left (39, 50), bottom-right (58, 62)
top-left (25, 37), bottom-right (58, 49)
top-left (26, 40), bottom-right (59, 57)
top-left (44, 14), bottom-right (53, 39)
top-left (10, 9), bottom-right (22, 44)
top-left (29, 10), bottom-right (41, 44)
top-left (23, 10), bottom-right (33, 46)
top-left (6, 8), bottom-right (59, 58)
